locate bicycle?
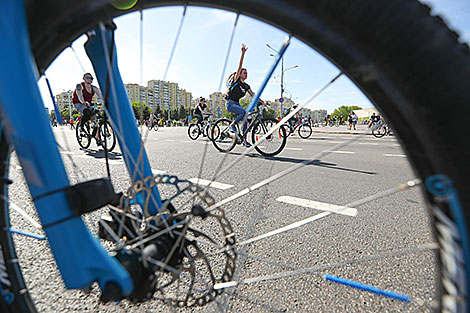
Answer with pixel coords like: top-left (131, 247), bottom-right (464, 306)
top-left (372, 120), bottom-right (392, 138)
top-left (146, 119), bottom-right (159, 131)
top-left (0, 1), bottom-right (469, 312)
top-left (75, 106), bottom-right (117, 152)
top-left (284, 116), bottom-right (313, 139)
top-left (212, 103), bottom-right (287, 156)
top-left (187, 113), bottom-right (214, 140)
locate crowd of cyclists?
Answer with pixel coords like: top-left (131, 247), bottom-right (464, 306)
top-left (58, 44), bottom-right (390, 152)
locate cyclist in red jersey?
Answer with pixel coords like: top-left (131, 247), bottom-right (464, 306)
top-left (72, 73), bottom-right (104, 144)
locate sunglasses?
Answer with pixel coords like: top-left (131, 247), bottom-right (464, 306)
top-left (85, 76), bottom-right (93, 80)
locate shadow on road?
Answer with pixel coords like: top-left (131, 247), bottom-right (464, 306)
top-left (228, 152), bottom-right (377, 175)
top-left (80, 148), bottom-right (122, 160)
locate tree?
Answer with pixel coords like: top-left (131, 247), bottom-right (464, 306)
top-left (131, 101), bottom-right (150, 120)
top-left (331, 105), bottom-right (362, 120)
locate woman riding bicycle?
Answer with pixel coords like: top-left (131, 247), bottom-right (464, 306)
top-left (226, 43), bottom-right (265, 148)
top-left (72, 72), bottom-right (104, 144)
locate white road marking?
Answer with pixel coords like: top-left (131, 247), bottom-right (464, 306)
top-left (285, 147), bottom-right (303, 151)
top-left (98, 159), bottom-right (123, 165)
top-left (358, 142), bottom-right (379, 146)
top-left (322, 150), bottom-right (355, 154)
top-left (152, 169), bottom-right (167, 175)
top-left (327, 141), bottom-right (344, 144)
top-left (384, 154), bottom-right (406, 158)
top-left (188, 178), bottom-right (234, 190)
top-left (181, 140), bottom-right (193, 143)
top-left (165, 139), bottom-right (175, 142)
top-left (276, 196), bottom-right (357, 217)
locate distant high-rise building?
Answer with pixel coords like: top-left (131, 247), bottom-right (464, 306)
top-left (55, 90), bottom-right (73, 111)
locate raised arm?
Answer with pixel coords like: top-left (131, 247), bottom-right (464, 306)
top-left (234, 44), bottom-right (248, 82)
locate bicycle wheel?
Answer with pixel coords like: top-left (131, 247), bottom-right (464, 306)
top-left (75, 123), bottom-right (91, 149)
top-left (252, 118), bottom-right (287, 156)
top-left (298, 123), bottom-right (312, 139)
top-left (100, 121), bottom-right (116, 152)
top-left (372, 125), bottom-right (387, 138)
top-left (187, 123), bottom-right (200, 140)
top-left (211, 118), bottom-right (237, 152)
top-left (205, 123), bottom-right (214, 141)
top-left (153, 124), bottom-right (159, 131)
top-left (2, 0), bottom-right (468, 312)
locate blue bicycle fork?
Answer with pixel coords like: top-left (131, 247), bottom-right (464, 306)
top-left (0, 0), bottom-right (162, 298)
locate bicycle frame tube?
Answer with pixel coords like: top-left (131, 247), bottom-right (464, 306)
top-left (84, 25), bottom-right (163, 213)
top-left (0, 0), bottom-right (133, 295)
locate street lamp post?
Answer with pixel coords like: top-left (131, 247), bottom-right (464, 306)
top-left (266, 43), bottom-right (298, 117)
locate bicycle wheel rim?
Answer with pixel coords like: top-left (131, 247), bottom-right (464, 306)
top-left (212, 119), bottom-right (236, 152)
top-left (187, 124), bottom-right (200, 140)
top-left (100, 122), bottom-right (116, 151)
top-left (75, 123), bottom-right (91, 149)
top-left (16, 0), bottom-right (470, 311)
top-left (298, 124), bottom-right (312, 139)
top-left (252, 118), bottom-right (287, 157)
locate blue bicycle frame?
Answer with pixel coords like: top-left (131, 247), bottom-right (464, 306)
top-left (0, 0), bottom-right (163, 297)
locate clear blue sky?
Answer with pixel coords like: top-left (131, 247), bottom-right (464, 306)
top-left (39, 0), bottom-right (470, 114)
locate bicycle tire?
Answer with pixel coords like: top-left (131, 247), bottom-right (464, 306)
top-left (298, 123), bottom-right (312, 139)
top-left (211, 118), bottom-right (236, 153)
top-left (75, 123), bottom-right (91, 149)
top-left (187, 123), bottom-right (200, 140)
top-left (372, 126), bottom-right (386, 138)
top-left (1, 0), bottom-right (467, 312)
top-left (153, 124), bottom-right (159, 131)
top-left (204, 123), bottom-right (214, 141)
top-left (252, 117), bottom-right (287, 157)
top-left (100, 121), bottom-right (116, 152)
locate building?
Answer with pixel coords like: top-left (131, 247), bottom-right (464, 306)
top-left (209, 92), bottom-right (226, 117)
top-left (312, 109), bottom-right (328, 122)
top-left (55, 90), bottom-right (73, 111)
top-left (125, 80), bottom-right (193, 112)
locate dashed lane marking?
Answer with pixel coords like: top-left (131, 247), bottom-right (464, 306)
top-left (276, 196), bottom-right (357, 217)
top-left (384, 154), bottom-right (406, 157)
top-left (322, 150), bottom-right (355, 154)
top-left (188, 178), bottom-right (234, 190)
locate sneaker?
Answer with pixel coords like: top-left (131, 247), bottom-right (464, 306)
top-left (229, 125), bottom-right (237, 133)
top-left (96, 138), bottom-right (102, 146)
top-left (243, 141), bottom-right (252, 148)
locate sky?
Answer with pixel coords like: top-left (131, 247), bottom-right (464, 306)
top-left (39, 0), bottom-right (470, 114)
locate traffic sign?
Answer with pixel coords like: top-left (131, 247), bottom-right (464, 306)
top-left (279, 97), bottom-right (284, 103)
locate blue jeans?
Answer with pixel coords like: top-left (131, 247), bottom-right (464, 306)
top-left (226, 99), bottom-right (247, 134)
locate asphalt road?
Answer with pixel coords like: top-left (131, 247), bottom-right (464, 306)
top-left (7, 124), bottom-right (436, 312)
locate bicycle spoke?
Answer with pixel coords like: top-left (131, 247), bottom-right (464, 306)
top-left (214, 242), bottom-right (437, 291)
top-left (209, 179), bottom-right (420, 251)
top-left (218, 13), bottom-right (240, 92)
top-left (208, 128), bottom-right (367, 214)
top-left (163, 5), bottom-right (187, 81)
top-left (205, 72), bottom-right (343, 193)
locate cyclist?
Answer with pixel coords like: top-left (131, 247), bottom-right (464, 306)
top-left (368, 112), bottom-right (379, 128)
top-left (72, 73), bottom-right (104, 145)
top-left (286, 104), bottom-right (300, 132)
top-left (194, 97), bottom-right (208, 125)
top-left (225, 43), bottom-right (265, 148)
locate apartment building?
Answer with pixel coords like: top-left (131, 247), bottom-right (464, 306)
top-left (208, 92), bottom-right (226, 117)
top-left (55, 90), bottom-right (73, 111)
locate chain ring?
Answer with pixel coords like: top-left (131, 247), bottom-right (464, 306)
top-left (108, 174), bottom-right (237, 307)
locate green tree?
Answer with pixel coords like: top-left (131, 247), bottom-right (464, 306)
top-left (263, 108), bottom-right (276, 119)
top-left (131, 101), bottom-right (150, 120)
top-left (331, 105), bottom-right (362, 120)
